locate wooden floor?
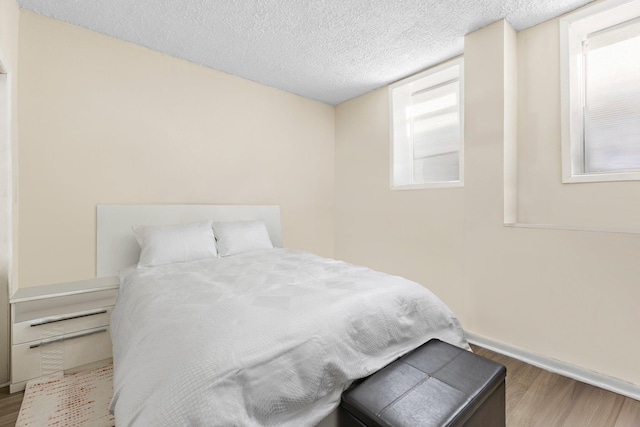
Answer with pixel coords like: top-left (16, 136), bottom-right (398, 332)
top-left (471, 345), bottom-right (640, 426)
top-left (0, 387), bottom-right (22, 427)
top-left (0, 346), bottom-right (638, 426)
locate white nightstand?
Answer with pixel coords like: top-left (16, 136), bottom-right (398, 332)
top-left (9, 276), bottom-right (120, 393)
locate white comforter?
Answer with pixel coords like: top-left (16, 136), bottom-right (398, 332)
top-left (110, 249), bottom-right (468, 426)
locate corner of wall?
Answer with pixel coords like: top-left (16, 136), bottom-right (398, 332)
top-left (0, 0), bottom-right (21, 384)
top-left (503, 21), bottom-right (518, 225)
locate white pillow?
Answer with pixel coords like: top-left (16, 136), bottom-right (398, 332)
top-left (132, 220), bottom-right (218, 268)
top-left (213, 220), bottom-right (273, 257)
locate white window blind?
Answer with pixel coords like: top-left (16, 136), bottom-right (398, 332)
top-left (411, 79), bottom-right (461, 183)
top-left (561, 0), bottom-right (640, 183)
top-left (390, 58), bottom-right (463, 189)
top-left (583, 18), bottom-right (640, 173)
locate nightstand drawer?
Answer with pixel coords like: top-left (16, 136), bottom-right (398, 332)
top-left (11, 326), bottom-right (112, 384)
top-left (13, 307), bottom-right (113, 345)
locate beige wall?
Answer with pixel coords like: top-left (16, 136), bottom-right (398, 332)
top-left (517, 19), bottom-right (640, 230)
top-left (335, 16), bottom-right (640, 387)
top-left (14, 2), bottom-right (640, 389)
top-left (17, 11), bottom-right (335, 288)
top-left (334, 88), bottom-right (468, 319)
top-left (0, 0), bottom-right (19, 384)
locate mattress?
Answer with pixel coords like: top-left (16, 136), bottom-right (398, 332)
top-left (110, 248), bottom-right (468, 426)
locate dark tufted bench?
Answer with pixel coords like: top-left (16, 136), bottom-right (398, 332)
top-left (340, 339), bottom-right (506, 427)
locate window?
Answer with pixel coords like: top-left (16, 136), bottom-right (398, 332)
top-left (389, 57), bottom-right (463, 189)
top-left (561, 0), bottom-right (640, 183)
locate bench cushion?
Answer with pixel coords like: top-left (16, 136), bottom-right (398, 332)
top-left (340, 339), bottom-right (506, 427)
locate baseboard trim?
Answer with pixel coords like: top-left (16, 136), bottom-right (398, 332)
top-left (466, 331), bottom-right (640, 401)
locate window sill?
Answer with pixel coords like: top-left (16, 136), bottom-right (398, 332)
top-left (504, 222), bottom-right (640, 235)
top-left (562, 171), bottom-right (640, 184)
top-left (391, 181), bottom-right (463, 190)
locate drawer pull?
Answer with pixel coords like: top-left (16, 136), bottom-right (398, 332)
top-left (29, 327), bottom-right (108, 349)
top-left (30, 309), bottom-right (108, 327)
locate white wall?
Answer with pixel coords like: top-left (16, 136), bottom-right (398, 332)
top-left (335, 16), bottom-right (640, 387)
top-left (16, 11), bottom-right (336, 288)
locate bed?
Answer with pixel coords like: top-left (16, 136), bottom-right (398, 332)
top-left (98, 204), bottom-right (469, 426)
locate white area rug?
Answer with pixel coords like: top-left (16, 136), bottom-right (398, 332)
top-left (16, 364), bottom-right (115, 427)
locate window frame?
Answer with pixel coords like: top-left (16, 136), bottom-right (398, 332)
top-left (389, 57), bottom-right (464, 190)
top-left (560, 0), bottom-right (640, 183)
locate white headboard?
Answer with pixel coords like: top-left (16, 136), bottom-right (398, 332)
top-left (96, 204), bottom-right (281, 277)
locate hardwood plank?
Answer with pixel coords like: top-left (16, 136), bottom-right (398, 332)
top-left (474, 345), bottom-right (640, 427)
top-left (562, 380), bottom-right (625, 427)
top-left (508, 368), bottom-right (577, 426)
top-left (614, 397), bottom-right (640, 426)
top-left (473, 344), bottom-right (544, 419)
top-left (0, 412), bottom-right (19, 427)
top-left (0, 393), bottom-right (23, 408)
top-left (504, 359), bottom-right (542, 419)
top-left (0, 387), bottom-right (22, 426)
top-left (0, 398), bottom-right (22, 416)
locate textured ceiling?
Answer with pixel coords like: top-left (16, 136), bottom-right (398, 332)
top-left (17, 0), bottom-right (593, 105)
